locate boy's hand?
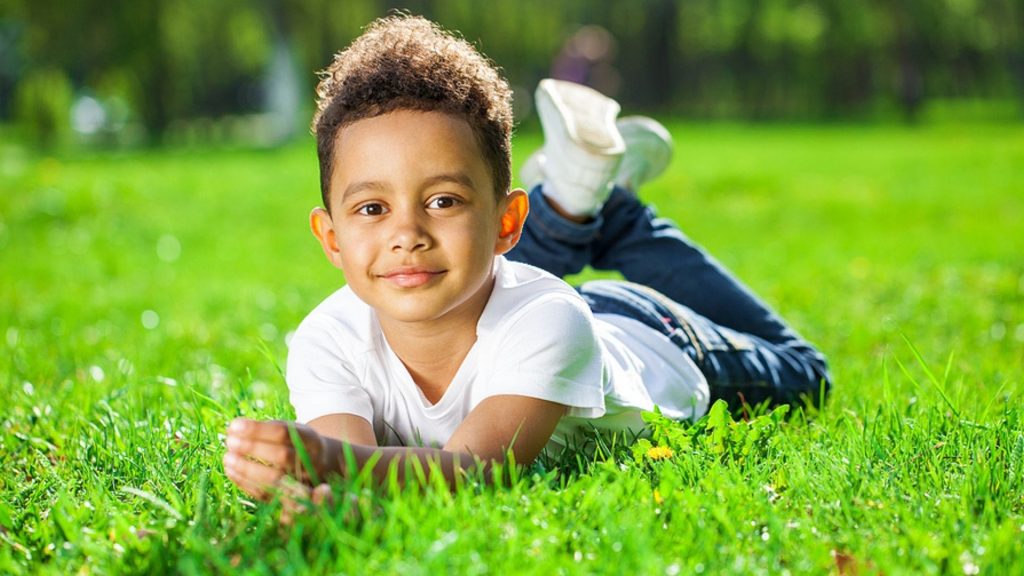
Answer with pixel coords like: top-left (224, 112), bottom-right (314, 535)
top-left (278, 481), bottom-right (336, 525)
top-left (223, 418), bottom-right (331, 501)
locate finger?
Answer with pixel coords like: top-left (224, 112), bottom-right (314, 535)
top-left (224, 455), bottom-right (272, 500)
top-left (226, 436), bottom-right (295, 471)
top-left (227, 439), bottom-right (316, 482)
top-left (227, 418), bottom-right (296, 443)
top-left (279, 479), bottom-right (311, 507)
top-left (279, 504), bottom-right (295, 526)
top-left (279, 501), bottom-right (296, 526)
top-left (278, 479), bottom-right (313, 526)
top-left (312, 483), bottom-right (334, 507)
top-left (230, 423), bottom-right (326, 480)
top-left (226, 420), bottom-right (325, 482)
top-left (224, 452), bottom-right (285, 498)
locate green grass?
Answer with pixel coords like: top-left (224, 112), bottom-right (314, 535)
top-left (1, 122), bottom-right (1022, 574)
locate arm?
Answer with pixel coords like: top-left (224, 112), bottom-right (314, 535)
top-left (223, 395), bottom-right (565, 499)
top-left (307, 413), bottom-right (379, 446)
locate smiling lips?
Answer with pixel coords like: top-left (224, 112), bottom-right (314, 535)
top-left (379, 266), bottom-right (446, 288)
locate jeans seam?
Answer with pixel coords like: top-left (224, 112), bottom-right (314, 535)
top-left (676, 321), bottom-right (704, 364)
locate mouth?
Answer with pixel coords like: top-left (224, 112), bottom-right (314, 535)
top-left (378, 266), bottom-right (446, 288)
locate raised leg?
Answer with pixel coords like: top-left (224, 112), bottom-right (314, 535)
top-left (510, 79), bottom-right (831, 409)
top-left (507, 186), bottom-right (832, 409)
top-left (590, 187), bottom-right (832, 407)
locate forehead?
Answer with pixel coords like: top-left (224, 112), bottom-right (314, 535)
top-left (329, 110), bottom-right (494, 199)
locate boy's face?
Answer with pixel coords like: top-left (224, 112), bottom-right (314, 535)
top-left (310, 110), bottom-right (526, 331)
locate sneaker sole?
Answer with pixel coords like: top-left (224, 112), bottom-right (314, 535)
top-left (615, 116), bottom-right (674, 188)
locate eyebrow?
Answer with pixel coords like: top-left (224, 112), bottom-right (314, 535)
top-left (340, 180), bottom-right (388, 204)
top-left (340, 172), bottom-right (477, 203)
top-left (421, 172), bottom-right (476, 191)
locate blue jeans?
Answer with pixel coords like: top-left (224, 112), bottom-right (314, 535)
top-left (507, 186), bottom-right (832, 410)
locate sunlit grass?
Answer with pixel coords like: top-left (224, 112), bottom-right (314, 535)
top-left (1, 122), bottom-right (1022, 573)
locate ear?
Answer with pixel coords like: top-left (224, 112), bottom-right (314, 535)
top-left (495, 188), bottom-right (529, 255)
top-left (310, 207), bottom-right (344, 270)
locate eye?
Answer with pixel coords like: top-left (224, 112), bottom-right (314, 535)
top-left (356, 203), bottom-right (387, 216)
top-left (427, 195), bottom-right (462, 210)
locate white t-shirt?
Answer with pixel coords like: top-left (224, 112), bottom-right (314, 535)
top-left (287, 256), bottom-right (709, 449)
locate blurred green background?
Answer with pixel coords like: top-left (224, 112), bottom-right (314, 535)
top-left (1, 0), bottom-right (1021, 149)
top-left (2, 4), bottom-right (1023, 572)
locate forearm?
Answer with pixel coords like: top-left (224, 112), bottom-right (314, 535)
top-left (321, 438), bottom-right (493, 489)
top-left (314, 396), bottom-right (563, 487)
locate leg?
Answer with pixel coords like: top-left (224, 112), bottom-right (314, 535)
top-left (509, 81), bottom-right (666, 277)
top-left (510, 184), bottom-right (831, 409)
top-left (591, 188), bottom-right (831, 408)
top-left (508, 80), bottom-right (621, 276)
top-left (593, 187), bottom-right (788, 340)
top-left (513, 79), bottom-right (830, 408)
top-left (506, 185), bottom-right (601, 278)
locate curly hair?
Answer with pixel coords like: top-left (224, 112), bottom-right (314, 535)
top-left (312, 15), bottom-right (514, 210)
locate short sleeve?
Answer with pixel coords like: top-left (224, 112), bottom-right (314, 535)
top-left (286, 324), bottom-right (374, 425)
top-left (479, 294), bottom-right (606, 418)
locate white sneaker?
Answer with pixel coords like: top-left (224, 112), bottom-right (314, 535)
top-left (613, 116), bottom-right (674, 190)
top-left (519, 149), bottom-right (545, 193)
top-left (520, 112), bottom-right (674, 203)
top-left (531, 79), bottom-right (625, 217)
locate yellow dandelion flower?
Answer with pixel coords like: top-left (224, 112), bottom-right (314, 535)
top-left (653, 489), bottom-right (664, 505)
top-left (646, 446), bottom-right (674, 460)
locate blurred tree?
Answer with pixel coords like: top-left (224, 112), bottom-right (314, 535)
top-left (2, 0), bottom-right (1021, 145)
top-left (8, 0), bottom-right (276, 142)
top-left (13, 67), bottom-right (72, 148)
top-left (0, 15), bottom-right (25, 120)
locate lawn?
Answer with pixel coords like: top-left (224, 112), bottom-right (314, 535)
top-left (1, 121), bottom-right (1022, 574)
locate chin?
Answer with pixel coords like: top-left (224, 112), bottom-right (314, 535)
top-left (378, 300), bottom-right (450, 324)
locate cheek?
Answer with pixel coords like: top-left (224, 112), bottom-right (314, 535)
top-left (334, 228), bottom-right (375, 267)
top-left (456, 219), bottom-right (498, 257)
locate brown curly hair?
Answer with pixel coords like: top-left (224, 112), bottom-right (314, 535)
top-left (312, 15), bottom-right (514, 211)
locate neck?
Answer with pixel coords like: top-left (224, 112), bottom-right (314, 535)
top-left (378, 275), bottom-right (495, 404)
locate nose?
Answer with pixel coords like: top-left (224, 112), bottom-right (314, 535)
top-left (389, 207), bottom-right (431, 253)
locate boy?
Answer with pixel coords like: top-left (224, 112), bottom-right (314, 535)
top-left (223, 15), bottom-right (830, 501)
